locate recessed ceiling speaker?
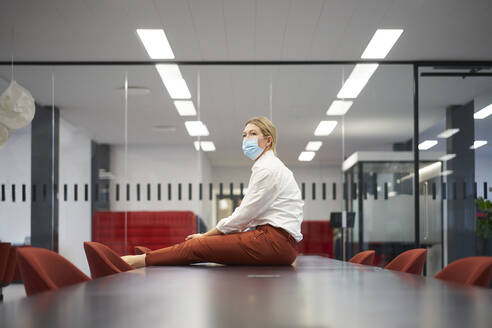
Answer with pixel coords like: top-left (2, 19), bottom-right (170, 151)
top-left (117, 86), bottom-right (151, 96)
top-left (152, 125), bottom-right (176, 132)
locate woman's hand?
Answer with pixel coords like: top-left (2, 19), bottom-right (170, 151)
top-left (185, 228), bottom-right (223, 241)
top-left (185, 233), bottom-right (204, 241)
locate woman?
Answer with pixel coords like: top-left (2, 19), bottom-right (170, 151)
top-left (122, 116), bottom-right (304, 267)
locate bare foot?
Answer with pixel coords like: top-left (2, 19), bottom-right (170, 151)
top-left (121, 254), bottom-right (147, 268)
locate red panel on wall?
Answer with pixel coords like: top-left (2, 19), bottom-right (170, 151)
top-left (92, 211), bottom-right (196, 255)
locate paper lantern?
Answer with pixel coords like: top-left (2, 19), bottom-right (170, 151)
top-left (0, 81), bottom-right (36, 130)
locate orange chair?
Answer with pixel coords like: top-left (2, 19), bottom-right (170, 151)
top-left (84, 242), bottom-right (134, 279)
top-left (1, 243), bottom-right (11, 301)
top-left (2, 248), bottom-right (17, 288)
top-left (16, 247), bottom-right (90, 296)
top-left (384, 248), bottom-right (427, 275)
top-left (434, 257), bottom-right (492, 287)
top-left (349, 250), bottom-right (375, 265)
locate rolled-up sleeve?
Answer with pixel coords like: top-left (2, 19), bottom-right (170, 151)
top-left (216, 167), bottom-right (277, 234)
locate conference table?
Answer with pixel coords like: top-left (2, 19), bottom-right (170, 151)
top-left (1, 255), bottom-right (492, 327)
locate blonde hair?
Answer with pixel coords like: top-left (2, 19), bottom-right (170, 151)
top-left (245, 116), bottom-right (278, 155)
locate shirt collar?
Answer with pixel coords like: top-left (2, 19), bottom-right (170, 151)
top-left (252, 149), bottom-right (274, 170)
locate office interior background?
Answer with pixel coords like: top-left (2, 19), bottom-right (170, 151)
top-left (0, 0), bottom-right (491, 283)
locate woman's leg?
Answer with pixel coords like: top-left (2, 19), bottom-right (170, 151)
top-left (145, 225), bottom-right (298, 266)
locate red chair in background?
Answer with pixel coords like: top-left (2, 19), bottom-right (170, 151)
top-left (84, 242), bottom-right (134, 279)
top-left (384, 248), bottom-right (427, 275)
top-left (16, 247), bottom-right (90, 296)
top-left (298, 221), bottom-right (334, 258)
top-left (349, 250), bottom-right (375, 265)
top-left (0, 243), bottom-right (16, 301)
top-left (434, 256), bottom-right (492, 287)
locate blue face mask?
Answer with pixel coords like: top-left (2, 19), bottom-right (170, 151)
top-left (242, 138), bottom-right (264, 160)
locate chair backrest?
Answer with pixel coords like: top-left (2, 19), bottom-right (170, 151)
top-left (349, 250), bottom-right (375, 265)
top-left (84, 242), bottom-right (134, 279)
top-left (434, 256), bottom-right (492, 287)
top-left (384, 248), bottom-right (427, 275)
top-left (16, 247), bottom-right (90, 296)
top-left (0, 243), bottom-right (11, 284)
top-left (298, 221), bottom-right (334, 258)
top-left (1, 244), bottom-right (17, 286)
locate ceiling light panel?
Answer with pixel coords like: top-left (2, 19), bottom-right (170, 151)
top-left (136, 29), bottom-right (175, 59)
top-left (470, 140), bottom-right (488, 149)
top-left (439, 154), bottom-right (456, 162)
top-left (200, 141), bottom-right (216, 152)
top-left (418, 140), bottom-right (438, 150)
top-left (314, 121), bottom-right (338, 136)
top-left (437, 128), bottom-right (460, 138)
top-left (337, 64), bottom-right (379, 99)
top-left (299, 151), bottom-right (316, 162)
top-left (194, 141), bottom-right (216, 152)
top-left (155, 64), bottom-right (183, 80)
top-left (185, 121), bottom-right (209, 137)
top-left (155, 64), bottom-right (191, 99)
top-left (474, 104), bottom-right (492, 119)
top-left (361, 29), bottom-right (404, 59)
top-left (306, 141), bottom-right (323, 151)
top-left (326, 100), bottom-right (353, 116)
top-left (174, 100), bottom-right (197, 116)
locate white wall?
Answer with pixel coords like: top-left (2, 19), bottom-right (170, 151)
top-left (0, 125), bottom-right (31, 244)
top-left (58, 118), bottom-right (92, 275)
top-left (109, 145), bottom-right (213, 229)
top-left (211, 163), bottom-right (343, 224)
top-left (290, 165), bottom-right (343, 221)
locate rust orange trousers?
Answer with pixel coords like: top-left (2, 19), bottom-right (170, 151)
top-left (145, 224), bottom-right (298, 266)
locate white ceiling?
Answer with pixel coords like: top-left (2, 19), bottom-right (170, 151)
top-left (0, 0), bottom-right (491, 166)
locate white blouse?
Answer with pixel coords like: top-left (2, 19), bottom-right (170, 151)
top-left (216, 150), bottom-right (304, 242)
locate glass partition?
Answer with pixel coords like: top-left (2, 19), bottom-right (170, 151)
top-left (342, 65), bottom-right (416, 266)
top-left (420, 67), bottom-right (492, 274)
top-left (5, 63), bottom-right (488, 276)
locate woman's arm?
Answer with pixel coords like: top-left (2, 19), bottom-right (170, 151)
top-left (185, 227), bottom-right (223, 240)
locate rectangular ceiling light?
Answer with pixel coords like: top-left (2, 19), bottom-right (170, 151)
top-left (185, 121), bottom-right (209, 137)
top-left (155, 64), bottom-right (183, 80)
top-left (326, 100), bottom-right (353, 116)
top-left (174, 100), bottom-right (197, 116)
top-left (162, 79), bottom-right (191, 99)
top-left (156, 64), bottom-right (191, 99)
top-left (306, 141), bottom-right (323, 151)
top-left (361, 29), bottom-right (404, 59)
top-left (337, 64), bottom-right (379, 99)
top-left (136, 29), bottom-right (175, 59)
top-left (474, 104), bottom-right (492, 119)
top-left (437, 128), bottom-right (460, 138)
top-left (194, 141), bottom-right (215, 151)
top-left (441, 170), bottom-right (454, 177)
top-left (418, 140), bottom-right (438, 150)
top-left (470, 140), bottom-right (488, 149)
top-left (200, 141), bottom-right (216, 152)
top-left (298, 151), bottom-right (315, 162)
top-left (439, 154), bottom-right (456, 162)
top-left (314, 121), bottom-right (338, 136)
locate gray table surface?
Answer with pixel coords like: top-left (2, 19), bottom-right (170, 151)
top-left (1, 255), bottom-right (492, 328)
